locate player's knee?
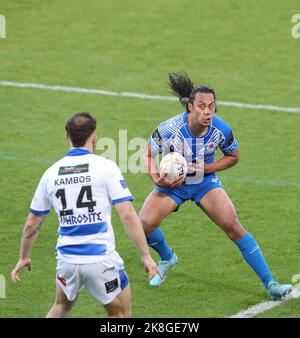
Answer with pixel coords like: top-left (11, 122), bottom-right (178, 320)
top-left (139, 215), bottom-right (159, 234)
top-left (221, 216), bottom-right (244, 241)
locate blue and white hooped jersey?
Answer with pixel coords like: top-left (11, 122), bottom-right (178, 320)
top-left (149, 112), bottom-right (239, 184)
top-left (30, 148), bottom-right (133, 264)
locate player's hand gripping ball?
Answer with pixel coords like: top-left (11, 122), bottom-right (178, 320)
top-left (159, 152), bottom-right (188, 180)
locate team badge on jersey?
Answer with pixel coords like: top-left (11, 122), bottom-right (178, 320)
top-left (205, 141), bottom-right (217, 155)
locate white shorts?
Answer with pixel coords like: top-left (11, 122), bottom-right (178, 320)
top-left (55, 251), bottom-right (129, 305)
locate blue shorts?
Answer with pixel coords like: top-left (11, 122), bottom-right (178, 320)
top-left (154, 174), bottom-right (223, 206)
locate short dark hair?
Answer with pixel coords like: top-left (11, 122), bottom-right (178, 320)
top-left (65, 112), bottom-right (97, 147)
top-left (168, 72), bottom-right (217, 113)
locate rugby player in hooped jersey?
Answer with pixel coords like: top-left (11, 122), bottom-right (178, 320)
top-left (140, 72), bottom-right (292, 300)
top-left (11, 112), bottom-right (160, 318)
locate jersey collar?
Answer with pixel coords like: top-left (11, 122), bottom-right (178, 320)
top-left (65, 148), bottom-right (92, 156)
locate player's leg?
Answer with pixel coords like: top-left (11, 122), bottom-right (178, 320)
top-left (104, 284), bottom-right (131, 318)
top-left (140, 190), bottom-right (179, 234)
top-left (139, 190), bottom-right (179, 261)
top-left (46, 284), bottom-right (78, 318)
top-left (139, 190), bottom-right (180, 286)
top-left (84, 256), bottom-right (131, 317)
top-left (199, 187), bottom-right (273, 285)
top-left (198, 188), bottom-right (292, 299)
top-left (199, 188), bottom-right (246, 241)
top-left (47, 260), bottom-right (82, 317)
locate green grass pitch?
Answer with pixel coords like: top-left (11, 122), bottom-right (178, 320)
top-left (0, 0), bottom-right (300, 317)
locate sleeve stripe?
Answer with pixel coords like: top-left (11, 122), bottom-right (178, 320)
top-left (149, 137), bottom-right (161, 154)
top-left (221, 140), bottom-right (239, 154)
top-left (112, 196), bottom-right (133, 205)
top-left (30, 208), bottom-right (50, 215)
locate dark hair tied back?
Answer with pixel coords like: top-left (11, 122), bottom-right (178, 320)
top-left (168, 72), bottom-right (217, 113)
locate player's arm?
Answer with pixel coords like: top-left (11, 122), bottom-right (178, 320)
top-left (204, 125), bottom-right (240, 174)
top-left (11, 213), bottom-right (46, 283)
top-left (141, 143), bottom-right (185, 188)
top-left (12, 171), bottom-right (50, 283)
top-left (204, 148), bottom-right (240, 174)
top-left (115, 201), bottom-right (162, 281)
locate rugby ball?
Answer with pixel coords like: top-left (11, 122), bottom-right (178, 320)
top-left (159, 152), bottom-right (188, 180)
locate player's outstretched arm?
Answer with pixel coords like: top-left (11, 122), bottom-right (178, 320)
top-left (115, 201), bottom-right (162, 281)
top-left (11, 213), bottom-right (45, 283)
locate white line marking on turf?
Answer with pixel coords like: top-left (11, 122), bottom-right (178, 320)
top-left (230, 287), bottom-right (300, 318)
top-left (1, 80), bottom-right (300, 113)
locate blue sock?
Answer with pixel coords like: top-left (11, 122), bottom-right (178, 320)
top-left (236, 232), bottom-right (273, 289)
top-left (146, 228), bottom-right (173, 261)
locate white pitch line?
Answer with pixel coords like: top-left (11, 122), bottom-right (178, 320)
top-left (1, 80), bottom-right (300, 113)
top-left (230, 287), bottom-right (300, 318)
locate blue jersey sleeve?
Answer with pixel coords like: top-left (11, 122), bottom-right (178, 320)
top-left (148, 127), bottom-right (163, 154)
top-left (215, 117), bottom-right (239, 155)
top-left (220, 128), bottom-right (239, 154)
